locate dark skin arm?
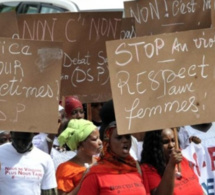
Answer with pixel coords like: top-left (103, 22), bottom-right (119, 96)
top-left (151, 149), bottom-right (182, 195)
top-left (41, 188), bottom-right (58, 195)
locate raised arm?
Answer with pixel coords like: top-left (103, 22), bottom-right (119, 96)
top-left (152, 149), bottom-right (182, 195)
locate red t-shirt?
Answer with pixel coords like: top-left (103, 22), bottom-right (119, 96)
top-left (78, 172), bottom-right (147, 195)
top-left (141, 158), bottom-right (203, 195)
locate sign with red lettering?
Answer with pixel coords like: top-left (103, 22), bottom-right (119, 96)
top-left (106, 27), bottom-right (215, 134)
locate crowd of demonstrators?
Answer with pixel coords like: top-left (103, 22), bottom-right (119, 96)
top-left (0, 131), bottom-right (57, 195)
top-left (56, 119), bottom-right (102, 195)
top-left (78, 100), bottom-right (148, 195)
top-left (0, 97), bottom-right (212, 195)
top-left (140, 128), bottom-right (204, 195)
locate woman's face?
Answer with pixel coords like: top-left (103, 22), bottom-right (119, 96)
top-left (109, 128), bottom-right (131, 158)
top-left (161, 128), bottom-right (175, 162)
top-left (69, 107), bottom-right (85, 120)
top-left (81, 129), bottom-right (102, 156)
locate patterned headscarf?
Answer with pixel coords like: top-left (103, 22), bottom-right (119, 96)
top-left (58, 119), bottom-right (96, 151)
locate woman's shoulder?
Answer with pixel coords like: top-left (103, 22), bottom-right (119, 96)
top-left (57, 160), bottom-right (86, 173)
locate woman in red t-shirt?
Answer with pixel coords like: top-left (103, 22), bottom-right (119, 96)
top-left (140, 128), bottom-right (204, 195)
top-left (56, 119), bottom-right (102, 195)
top-left (78, 100), bottom-right (148, 195)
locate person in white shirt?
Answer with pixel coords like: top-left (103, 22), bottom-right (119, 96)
top-left (179, 123), bottom-right (215, 194)
top-left (0, 131), bottom-right (57, 195)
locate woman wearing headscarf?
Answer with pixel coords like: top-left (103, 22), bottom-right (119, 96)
top-left (64, 96), bottom-right (84, 120)
top-left (47, 96), bottom-right (85, 169)
top-left (78, 101), bottom-right (148, 195)
top-left (140, 128), bottom-right (203, 195)
top-left (56, 119), bottom-right (102, 195)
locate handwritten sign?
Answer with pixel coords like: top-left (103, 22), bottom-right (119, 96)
top-left (0, 38), bottom-right (63, 133)
top-left (17, 12), bottom-right (123, 103)
top-left (106, 27), bottom-right (215, 134)
top-left (120, 17), bottom-right (136, 40)
top-left (124, 0), bottom-right (211, 36)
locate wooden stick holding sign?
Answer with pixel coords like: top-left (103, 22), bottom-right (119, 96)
top-left (173, 128), bottom-right (182, 179)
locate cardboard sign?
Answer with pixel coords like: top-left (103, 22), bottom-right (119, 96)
top-left (106, 28), bottom-right (215, 135)
top-left (120, 17), bottom-right (136, 39)
top-left (124, 0), bottom-right (211, 36)
top-left (0, 11), bottom-right (19, 37)
top-left (0, 38), bottom-right (63, 133)
top-left (17, 12), bottom-right (123, 103)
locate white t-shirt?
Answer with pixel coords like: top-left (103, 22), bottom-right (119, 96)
top-left (179, 123), bottom-right (215, 194)
top-left (130, 136), bottom-right (141, 161)
top-left (0, 143), bottom-right (57, 195)
top-left (179, 123), bottom-right (215, 149)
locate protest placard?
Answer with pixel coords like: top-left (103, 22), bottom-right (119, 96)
top-left (124, 0), bottom-right (211, 36)
top-left (17, 12), bottom-right (123, 103)
top-left (0, 38), bottom-right (63, 133)
top-left (106, 27), bottom-right (215, 134)
top-left (120, 17), bottom-right (136, 39)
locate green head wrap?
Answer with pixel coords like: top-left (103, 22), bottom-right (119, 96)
top-left (58, 119), bottom-right (97, 151)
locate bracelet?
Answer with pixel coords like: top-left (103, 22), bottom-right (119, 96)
top-left (46, 136), bottom-right (53, 143)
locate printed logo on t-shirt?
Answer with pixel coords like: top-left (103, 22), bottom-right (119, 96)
top-left (3, 166), bottom-right (43, 180)
top-left (109, 182), bottom-right (144, 193)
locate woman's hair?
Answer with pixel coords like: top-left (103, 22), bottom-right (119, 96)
top-left (140, 129), bottom-right (166, 176)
